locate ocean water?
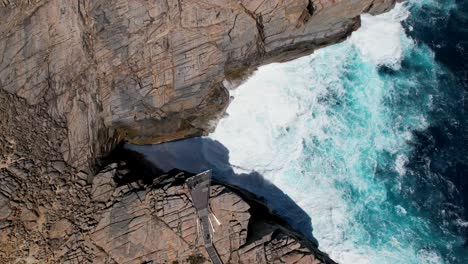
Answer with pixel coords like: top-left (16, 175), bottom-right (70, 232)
top-left (127, 1), bottom-right (467, 263)
top-left (207, 1), bottom-right (467, 263)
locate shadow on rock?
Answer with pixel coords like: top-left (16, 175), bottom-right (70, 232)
top-left (126, 137), bottom-right (318, 245)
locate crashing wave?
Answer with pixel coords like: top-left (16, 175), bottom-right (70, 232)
top-left (210, 1), bottom-right (465, 263)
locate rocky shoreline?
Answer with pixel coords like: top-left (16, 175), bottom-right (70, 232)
top-left (0, 1), bottom-right (398, 263)
top-left (1, 0), bottom-right (398, 171)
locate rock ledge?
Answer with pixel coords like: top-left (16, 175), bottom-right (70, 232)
top-left (90, 160), bottom-right (336, 264)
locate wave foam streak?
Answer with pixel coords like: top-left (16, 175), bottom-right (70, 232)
top-left (210, 2), bottom-right (464, 263)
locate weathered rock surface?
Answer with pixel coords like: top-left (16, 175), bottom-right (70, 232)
top-left (90, 165), bottom-right (335, 264)
top-left (0, 89), bottom-right (98, 263)
top-left (0, 0), bottom-right (397, 170)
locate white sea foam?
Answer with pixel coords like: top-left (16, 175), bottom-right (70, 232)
top-left (455, 219), bottom-right (468, 227)
top-left (213, 64), bottom-right (305, 174)
top-left (395, 205), bottom-right (408, 215)
top-left (350, 4), bottom-right (411, 68)
top-left (210, 3), bottom-right (446, 264)
top-left (417, 249), bottom-right (443, 264)
top-left (395, 154), bottom-right (409, 176)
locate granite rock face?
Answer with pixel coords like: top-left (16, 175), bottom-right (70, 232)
top-left (90, 165), bottom-right (334, 264)
top-left (0, 0), bottom-right (397, 170)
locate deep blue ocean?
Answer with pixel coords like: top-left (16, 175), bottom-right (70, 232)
top-left (130, 1), bottom-right (467, 263)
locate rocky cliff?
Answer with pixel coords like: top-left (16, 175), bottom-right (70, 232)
top-left (1, 0), bottom-right (396, 170)
top-left (0, 0), bottom-right (397, 263)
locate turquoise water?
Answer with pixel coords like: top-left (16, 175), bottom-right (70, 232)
top-left (210, 1), bottom-right (467, 263)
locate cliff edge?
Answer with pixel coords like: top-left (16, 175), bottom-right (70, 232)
top-left (1, 0), bottom-right (397, 170)
top-left (90, 162), bottom-right (336, 264)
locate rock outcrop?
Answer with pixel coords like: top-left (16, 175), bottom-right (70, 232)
top-left (0, 122), bottom-right (335, 264)
top-left (90, 162), bottom-right (335, 264)
top-left (0, 0), bottom-right (397, 170)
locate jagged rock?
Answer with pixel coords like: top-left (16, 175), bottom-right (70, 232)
top-left (90, 167), bottom-right (334, 264)
top-left (0, 193), bottom-right (11, 220)
top-left (91, 165), bottom-right (117, 203)
top-left (19, 207), bottom-right (40, 230)
top-left (48, 218), bottom-right (72, 239)
top-left (0, 0), bottom-right (398, 170)
top-left (51, 161), bottom-right (67, 174)
top-left (0, 89), bottom-right (96, 263)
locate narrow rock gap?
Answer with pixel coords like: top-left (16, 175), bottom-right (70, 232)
top-left (307, 0), bottom-right (315, 16)
top-left (238, 3), bottom-right (266, 55)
